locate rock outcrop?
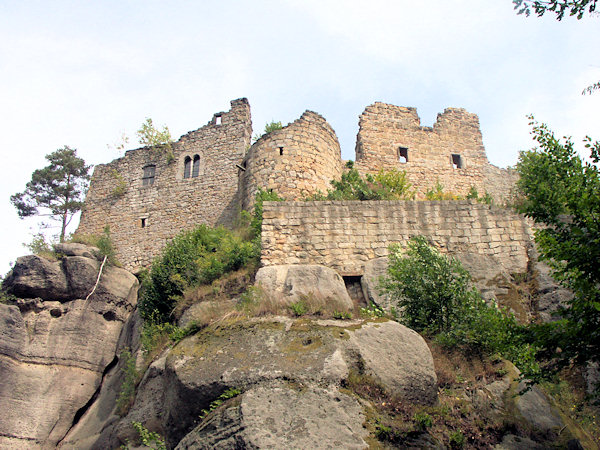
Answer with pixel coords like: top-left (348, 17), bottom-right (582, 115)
top-left (71, 317), bottom-right (437, 449)
top-left (0, 250), bottom-right (138, 449)
top-left (255, 264), bottom-right (354, 312)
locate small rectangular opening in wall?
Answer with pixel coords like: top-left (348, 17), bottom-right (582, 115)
top-left (215, 115), bottom-right (222, 125)
top-left (451, 154), bottom-right (463, 169)
top-left (141, 218), bottom-right (146, 228)
top-left (279, 147), bottom-right (284, 156)
top-left (343, 275), bottom-right (367, 307)
top-left (398, 147), bottom-right (408, 163)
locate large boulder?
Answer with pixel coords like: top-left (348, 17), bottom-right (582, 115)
top-left (0, 248), bottom-right (138, 449)
top-left (176, 381), bottom-right (369, 449)
top-left (89, 317), bottom-right (436, 448)
top-left (255, 264), bottom-right (354, 312)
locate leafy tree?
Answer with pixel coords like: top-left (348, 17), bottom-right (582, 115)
top-left (515, 118), bottom-right (600, 374)
top-left (513, 0), bottom-right (597, 19)
top-left (11, 146), bottom-right (90, 242)
top-left (264, 120), bottom-right (282, 134)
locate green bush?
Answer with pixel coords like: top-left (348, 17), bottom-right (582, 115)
top-left (139, 225), bottom-right (259, 323)
top-left (289, 299), bottom-right (308, 317)
top-left (314, 168), bottom-right (415, 201)
top-left (413, 411), bottom-right (433, 430)
top-left (131, 421), bottom-right (166, 450)
top-left (381, 236), bottom-right (530, 360)
top-left (425, 181), bottom-right (462, 200)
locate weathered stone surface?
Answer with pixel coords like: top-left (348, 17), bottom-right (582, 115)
top-left (261, 201), bottom-right (534, 277)
top-left (348, 320), bottom-right (437, 405)
top-left (255, 264), bottom-right (354, 311)
top-left (533, 259), bottom-right (573, 322)
top-left (3, 255), bottom-right (70, 301)
top-left (0, 248), bottom-right (138, 449)
top-left (354, 102), bottom-right (517, 202)
top-left (176, 381), bottom-right (368, 449)
top-left (516, 383), bottom-right (563, 433)
top-left (494, 434), bottom-right (545, 450)
top-left (361, 257), bottom-right (390, 309)
top-left (94, 317), bottom-right (435, 448)
top-left (54, 242), bottom-right (101, 259)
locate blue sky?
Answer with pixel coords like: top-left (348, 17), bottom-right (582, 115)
top-left (1, 0), bottom-right (599, 274)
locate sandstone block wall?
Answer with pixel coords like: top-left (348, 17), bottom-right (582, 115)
top-left (261, 200), bottom-right (533, 276)
top-left (77, 98), bottom-right (252, 271)
top-left (354, 103), bottom-right (515, 202)
top-left (242, 111), bottom-right (343, 210)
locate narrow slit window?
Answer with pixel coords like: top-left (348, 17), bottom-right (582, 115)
top-left (398, 147), bottom-right (408, 163)
top-left (192, 154), bottom-right (200, 177)
top-left (141, 218), bottom-right (146, 228)
top-left (142, 165), bottom-right (156, 186)
top-left (451, 154), bottom-right (463, 169)
top-left (215, 115), bottom-right (222, 125)
top-left (183, 156), bottom-right (191, 179)
top-left (279, 147), bottom-right (284, 156)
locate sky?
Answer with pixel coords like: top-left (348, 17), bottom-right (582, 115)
top-left (1, 0), bottom-right (598, 274)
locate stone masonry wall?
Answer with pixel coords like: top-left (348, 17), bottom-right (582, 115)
top-left (261, 200), bottom-right (533, 276)
top-left (77, 98), bottom-right (252, 271)
top-left (354, 102), bottom-right (515, 202)
top-left (242, 111), bottom-right (343, 210)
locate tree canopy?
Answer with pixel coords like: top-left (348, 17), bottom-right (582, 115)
top-left (513, 0), bottom-right (597, 20)
top-left (11, 146), bottom-right (90, 242)
top-left (515, 118), bottom-right (600, 372)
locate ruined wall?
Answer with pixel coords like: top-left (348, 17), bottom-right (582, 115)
top-left (261, 200), bottom-right (533, 276)
top-left (77, 98), bottom-right (252, 271)
top-left (242, 111), bottom-right (343, 209)
top-left (354, 103), bottom-right (514, 201)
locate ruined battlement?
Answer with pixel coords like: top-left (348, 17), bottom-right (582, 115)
top-left (78, 98), bottom-right (517, 271)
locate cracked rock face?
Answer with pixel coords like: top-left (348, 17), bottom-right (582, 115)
top-left (0, 251), bottom-right (138, 449)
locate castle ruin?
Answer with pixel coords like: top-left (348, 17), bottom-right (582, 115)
top-left (77, 98), bottom-right (518, 271)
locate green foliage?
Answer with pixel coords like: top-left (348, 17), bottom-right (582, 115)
top-left (136, 118), bottom-right (174, 161)
top-left (250, 188), bottom-right (285, 238)
top-left (413, 411), bottom-right (433, 430)
top-left (360, 301), bottom-right (386, 318)
top-left (70, 225), bottom-right (118, 265)
top-left (11, 146), bottom-right (91, 242)
top-left (381, 237), bottom-right (480, 334)
top-left (314, 168), bottom-right (414, 201)
top-left (264, 120), bottom-right (282, 134)
top-left (139, 225), bottom-right (259, 323)
top-left (425, 181), bottom-right (462, 201)
top-left (110, 169), bottom-right (127, 198)
top-left (466, 186), bottom-right (494, 205)
top-left (199, 388), bottom-right (242, 420)
top-left (515, 119), bottom-right (600, 378)
top-left (513, 0), bottom-right (596, 20)
top-left (289, 299), bottom-right (308, 316)
top-left (131, 421), bottom-right (166, 450)
top-left (24, 233), bottom-right (55, 259)
top-left (381, 237), bottom-right (530, 362)
top-left (333, 310), bottom-right (352, 320)
top-left (116, 349), bottom-right (139, 416)
top-left (448, 430), bottom-right (465, 449)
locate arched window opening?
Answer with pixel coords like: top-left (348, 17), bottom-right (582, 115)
top-left (192, 154), bottom-right (200, 178)
top-left (142, 165), bottom-right (156, 186)
top-left (183, 156), bottom-right (191, 179)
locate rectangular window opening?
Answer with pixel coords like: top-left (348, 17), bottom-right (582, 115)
top-left (142, 165), bottom-right (156, 186)
top-left (215, 115), bottom-right (222, 125)
top-left (451, 154), bottom-right (463, 169)
top-left (398, 147), bottom-right (408, 164)
top-left (279, 147), bottom-right (284, 156)
top-left (141, 218), bottom-right (146, 228)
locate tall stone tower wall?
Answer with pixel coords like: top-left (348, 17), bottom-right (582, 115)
top-left (77, 98), bottom-right (252, 271)
top-left (242, 111), bottom-right (343, 209)
top-left (354, 102), bottom-right (514, 201)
